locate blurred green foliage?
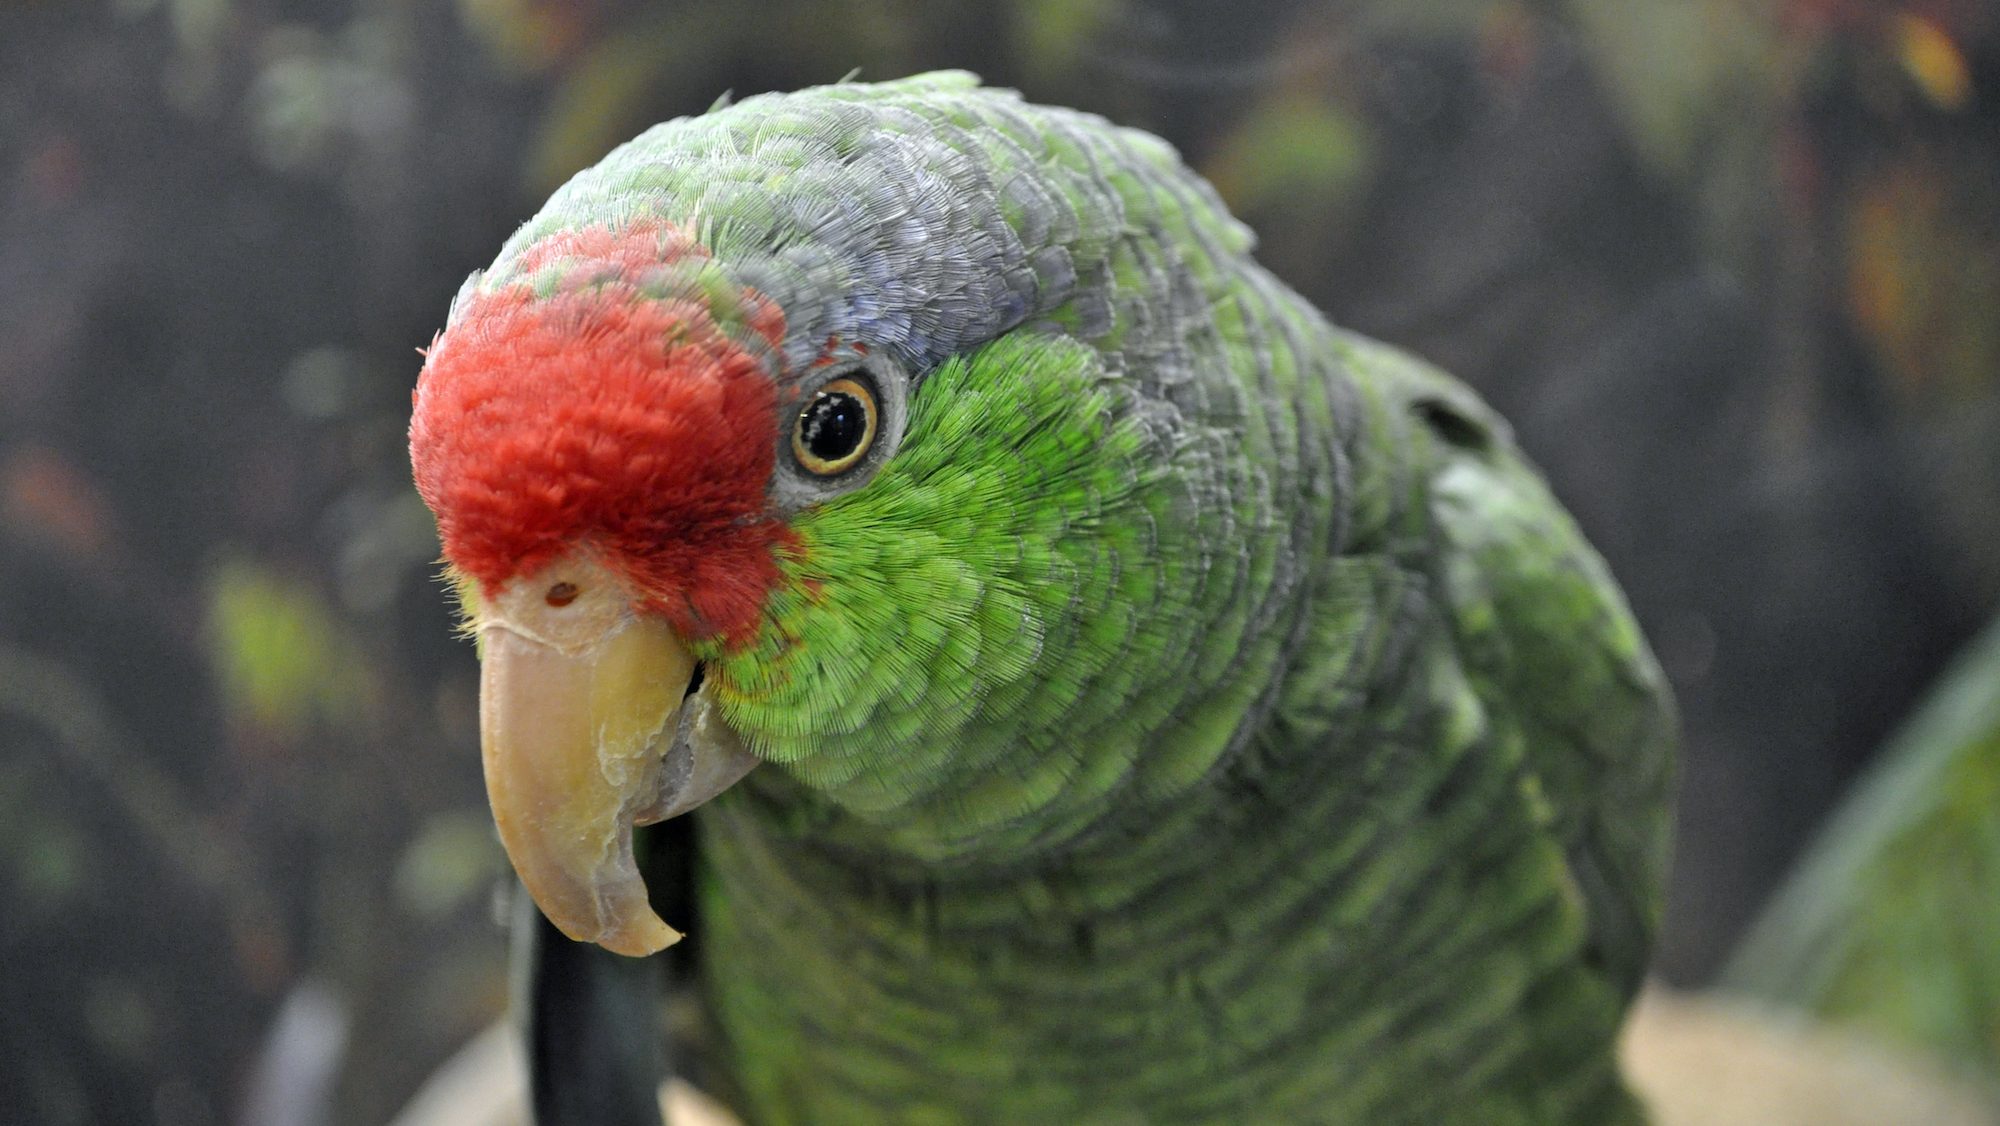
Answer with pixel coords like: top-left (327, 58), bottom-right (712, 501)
top-left (1730, 616), bottom-right (2000, 1094)
top-left (208, 557), bottom-right (375, 738)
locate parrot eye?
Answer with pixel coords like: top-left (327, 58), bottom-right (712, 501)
top-left (544, 581), bottom-right (580, 607)
top-left (791, 376), bottom-right (879, 476)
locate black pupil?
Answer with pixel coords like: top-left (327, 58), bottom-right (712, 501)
top-left (801, 391), bottom-right (867, 462)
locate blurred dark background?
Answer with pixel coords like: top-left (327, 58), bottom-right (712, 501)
top-left (2, 1), bottom-right (1995, 1122)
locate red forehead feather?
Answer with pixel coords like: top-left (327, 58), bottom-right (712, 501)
top-left (409, 224), bottom-right (792, 644)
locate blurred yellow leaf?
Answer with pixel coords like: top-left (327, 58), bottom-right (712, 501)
top-left (1895, 13), bottom-right (1972, 112)
top-left (1846, 162), bottom-right (2000, 401)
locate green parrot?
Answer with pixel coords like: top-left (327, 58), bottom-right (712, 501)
top-left (408, 72), bottom-right (1675, 1124)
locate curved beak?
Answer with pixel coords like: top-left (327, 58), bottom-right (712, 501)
top-left (475, 560), bottom-right (757, 956)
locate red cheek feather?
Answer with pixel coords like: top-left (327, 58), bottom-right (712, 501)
top-left (409, 227), bottom-right (793, 646)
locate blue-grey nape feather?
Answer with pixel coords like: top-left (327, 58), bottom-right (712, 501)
top-left (482, 70), bottom-right (1251, 400)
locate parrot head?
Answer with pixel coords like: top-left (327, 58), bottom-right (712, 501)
top-left (410, 220), bottom-right (910, 955)
top-left (411, 217), bottom-right (1165, 956)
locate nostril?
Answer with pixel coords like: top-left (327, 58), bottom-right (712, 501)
top-left (544, 581), bottom-right (580, 607)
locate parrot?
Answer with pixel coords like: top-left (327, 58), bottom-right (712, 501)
top-left (407, 71), bottom-right (1676, 1124)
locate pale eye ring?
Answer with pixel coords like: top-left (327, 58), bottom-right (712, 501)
top-left (791, 376), bottom-right (879, 476)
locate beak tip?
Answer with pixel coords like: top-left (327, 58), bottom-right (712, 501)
top-left (588, 912), bottom-right (684, 958)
